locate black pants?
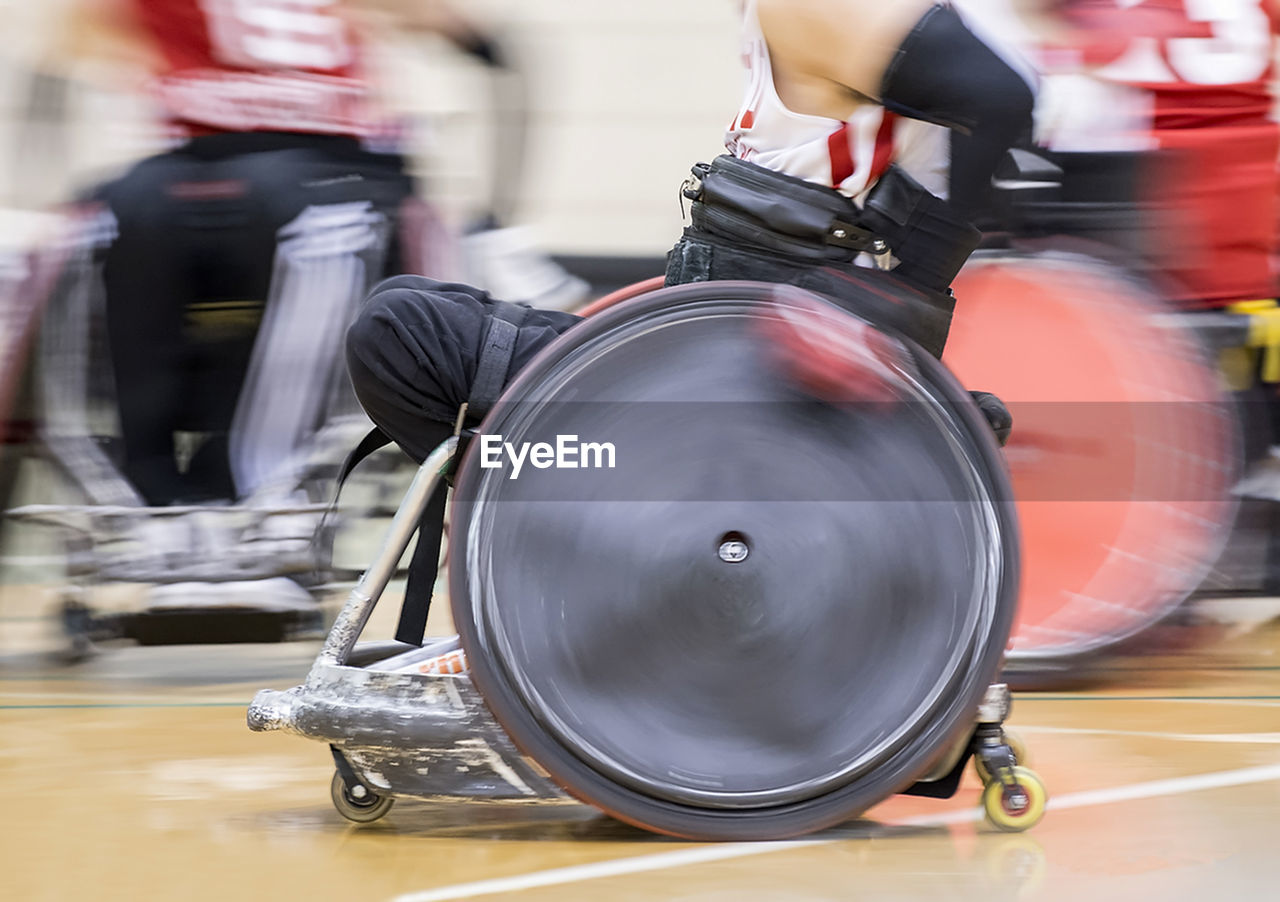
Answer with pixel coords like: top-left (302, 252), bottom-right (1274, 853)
top-left (99, 132), bottom-right (416, 504)
top-left (345, 276), bottom-right (581, 463)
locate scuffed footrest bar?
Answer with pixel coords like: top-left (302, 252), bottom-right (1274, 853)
top-left (248, 663), bottom-right (567, 802)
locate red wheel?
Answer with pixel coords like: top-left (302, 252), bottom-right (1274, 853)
top-left (943, 252), bottom-right (1239, 677)
top-left (576, 276), bottom-right (666, 318)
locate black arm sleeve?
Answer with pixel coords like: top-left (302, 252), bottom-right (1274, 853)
top-left (450, 29), bottom-right (507, 68)
top-left (879, 4), bottom-right (1035, 223)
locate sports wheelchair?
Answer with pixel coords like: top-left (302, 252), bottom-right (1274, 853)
top-left (249, 278), bottom-right (1046, 840)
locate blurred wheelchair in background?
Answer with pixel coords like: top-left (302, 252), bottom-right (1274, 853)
top-left (942, 147), bottom-right (1274, 687)
top-left (4, 197), bottom-right (417, 659)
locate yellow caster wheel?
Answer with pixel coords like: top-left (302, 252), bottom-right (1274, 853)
top-left (981, 766), bottom-right (1047, 832)
top-left (974, 729), bottom-right (1028, 784)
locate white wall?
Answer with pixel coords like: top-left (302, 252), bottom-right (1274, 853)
top-left (383, 0), bottom-right (743, 255)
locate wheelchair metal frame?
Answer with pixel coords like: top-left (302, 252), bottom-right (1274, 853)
top-left (249, 436), bottom-right (569, 802)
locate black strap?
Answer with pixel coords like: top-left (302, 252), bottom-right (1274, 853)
top-left (395, 478), bottom-right (449, 646)
top-left (314, 425), bottom-right (394, 560)
top-left (336, 425), bottom-right (393, 490)
top-left (685, 157), bottom-right (885, 262)
top-left (467, 300), bottom-right (530, 422)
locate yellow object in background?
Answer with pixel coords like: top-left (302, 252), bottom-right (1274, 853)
top-left (1226, 300), bottom-right (1280, 383)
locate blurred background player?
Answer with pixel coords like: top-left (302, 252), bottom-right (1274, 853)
top-left (29, 0), bottom-right (583, 508)
top-left (940, 0), bottom-right (1280, 618)
top-left (1027, 0), bottom-right (1280, 310)
top-left (1021, 0), bottom-right (1280, 472)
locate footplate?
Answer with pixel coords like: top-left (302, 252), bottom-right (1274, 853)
top-left (248, 659), bottom-right (565, 801)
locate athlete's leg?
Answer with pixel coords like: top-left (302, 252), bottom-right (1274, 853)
top-left (99, 151), bottom-right (229, 504)
top-left (345, 277), bottom-right (580, 462)
top-left (101, 135), bottom-right (425, 504)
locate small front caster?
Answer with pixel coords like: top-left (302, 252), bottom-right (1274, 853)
top-left (57, 596), bottom-right (104, 664)
top-left (973, 728), bottom-right (1028, 784)
top-left (981, 766), bottom-right (1047, 832)
top-left (330, 770), bottom-right (395, 823)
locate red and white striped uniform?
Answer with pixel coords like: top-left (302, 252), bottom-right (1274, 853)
top-left (725, 0), bottom-right (949, 202)
top-left (132, 0), bottom-right (375, 138)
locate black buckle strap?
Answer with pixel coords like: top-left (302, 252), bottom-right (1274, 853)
top-left (685, 155), bottom-right (886, 256)
top-left (467, 300), bottom-right (530, 424)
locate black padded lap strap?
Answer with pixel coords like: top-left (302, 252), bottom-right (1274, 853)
top-left (468, 300), bottom-right (530, 423)
top-left (685, 155), bottom-right (979, 298)
top-left (686, 156), bottom-right (882, 262)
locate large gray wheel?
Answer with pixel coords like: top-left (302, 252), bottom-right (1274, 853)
top-left (449, 281), bottom-right (1019, 840)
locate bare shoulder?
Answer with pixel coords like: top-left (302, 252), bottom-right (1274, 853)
top-left (757, 0), bottom-right (936, 98)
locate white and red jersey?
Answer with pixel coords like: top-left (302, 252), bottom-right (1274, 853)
top-left (724, 0), bottom-right (949, 202)
top-left (1053, 0), bottom-right (1280, 306)
top-left (131, 0), bottom-right (375, 138)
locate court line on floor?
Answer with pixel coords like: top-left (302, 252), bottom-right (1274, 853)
top-left (1018, 725), bottom-right (1280, 743)
top-left (388, 761), bottom-right (1280, 902)
top-left (0, 696), bottom-right (249, 709)
top-left (0, 702), bottom-right (248, 709)
top-left (1022, 695), bottom-right (1280, 703)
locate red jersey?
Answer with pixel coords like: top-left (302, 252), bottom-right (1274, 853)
top-left (1060, 0), bottom-right (1279, 306)
top-left (131, 0), bottom-right (374, 137)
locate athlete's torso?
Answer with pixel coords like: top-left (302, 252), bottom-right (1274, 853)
top-left (132, 0), bottom-right (373, 137)
top-left (724, 0), bottom-right (949, 201)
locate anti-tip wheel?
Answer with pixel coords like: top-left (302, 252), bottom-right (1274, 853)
top-left (974, 729), bottom-right (1029, 784)
top-left (981, 766), bottom-right (1046, 832)
top-left (330, 770), bottom-right (394, 824)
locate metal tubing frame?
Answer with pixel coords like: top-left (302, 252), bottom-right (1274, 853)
top-left (313, 436), bottom-right (457, 670)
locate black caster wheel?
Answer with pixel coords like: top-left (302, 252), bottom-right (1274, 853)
top-left (981, 766), bottom-right (1047, 832)
top-left (330, 770), bottom-right (394, 823)
top-left (974, 729), bottom-right (1028, 784)
top-left (56, 598), bottom-right (101, 664)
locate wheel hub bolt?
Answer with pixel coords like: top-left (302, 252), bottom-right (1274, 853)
top-left (719, 540), bottom-right (749, 563)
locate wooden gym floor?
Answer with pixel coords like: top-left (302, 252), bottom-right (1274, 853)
top-left (3, 582), bottom-right (1280, 902)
